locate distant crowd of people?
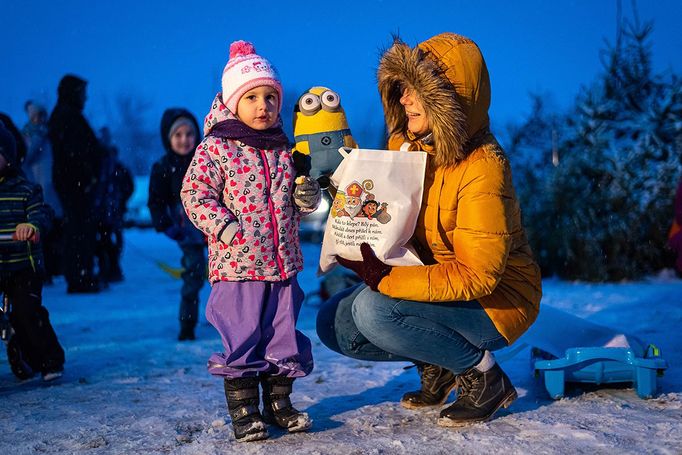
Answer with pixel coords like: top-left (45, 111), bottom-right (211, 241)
top-left (0, 70), bottom-right (215, 388)
top-left (2, 77), bottom-right (134, 293)
top-left (0, 74), bottom-right (135, 381)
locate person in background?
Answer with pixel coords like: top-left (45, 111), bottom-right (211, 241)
top-left (181, 40), bottom-right (321, 442)
top-left (0, 119), bottom-right (64, 381)
top-left (667, 176), bottom-right (682, 277)
top-left (317, 33), bottom-right (542, 427)
top-left (22, 101), bottom-right (63, 284)
top-left (148, 109), bottom-right (206, 341)
top-left (22, 101), bottom-right (61, 215)
top-left (48, 74), bottom-right (104, 293)
top-left (96, 127), bottom-right (134, 283)
top-left (0, 113), bottom-right (27, 168)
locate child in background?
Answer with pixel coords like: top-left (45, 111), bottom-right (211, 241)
top-left (0, 120), bottom-right (64, 381)
top-left (148, 109), bottom-right (206, 341)
top-left (181, 40), bottom-right (321, 442)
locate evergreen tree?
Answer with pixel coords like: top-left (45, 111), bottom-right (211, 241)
top-left (507, 96), bottom-right (564, 275)
top-left (510, 17), bottom-right (682, 281)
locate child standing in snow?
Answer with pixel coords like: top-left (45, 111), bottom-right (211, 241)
top-left (0, 120), bottom-right (65, 381)
top-left (148, 109), bottom-right (207, 341)
top-left (181, 41), bottom-right (321, 442)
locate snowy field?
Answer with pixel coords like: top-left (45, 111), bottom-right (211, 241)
top-left (1, 228), bottom-right (681, 454)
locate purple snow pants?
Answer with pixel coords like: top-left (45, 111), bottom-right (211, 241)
top-left (206, 276), bottom-right (313, 378)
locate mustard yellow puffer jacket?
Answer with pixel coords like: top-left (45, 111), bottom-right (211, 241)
top-left (376, 33), bottom-right (542, 343)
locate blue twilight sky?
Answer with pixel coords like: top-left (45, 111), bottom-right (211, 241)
top-left (2, 0), bottom-right (681, 150)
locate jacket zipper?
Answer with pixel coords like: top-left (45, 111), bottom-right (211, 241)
top-left (259, 149), bottom-right (286, 277)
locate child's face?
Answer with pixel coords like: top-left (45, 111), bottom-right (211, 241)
top-left (236, 86), bottom-right (280, 130)
top-left (364, 202), bottom-right (378, 216)
top-left (170, 124), bottom-right (197, 156)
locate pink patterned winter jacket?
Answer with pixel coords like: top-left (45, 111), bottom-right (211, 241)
top-left (181, 94), bottom-right (306, 283)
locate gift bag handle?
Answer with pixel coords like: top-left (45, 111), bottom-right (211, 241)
top-left (337, 146), bottom-right (353, 159)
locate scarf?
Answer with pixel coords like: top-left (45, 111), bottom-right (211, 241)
top-left (208, 119), bottom-right (289, 150)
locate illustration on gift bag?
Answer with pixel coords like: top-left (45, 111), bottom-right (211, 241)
top-left (319, 148), bottom-right (427, 274)
top-left (332, 180), bottom-right (391, 224)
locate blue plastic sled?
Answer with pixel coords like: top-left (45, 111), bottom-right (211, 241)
top-left (499, 306), bottom-right (668, 399)
top-left (532, 345), bottom-right (668, 399)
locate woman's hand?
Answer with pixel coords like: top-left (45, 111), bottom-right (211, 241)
top-left (336, 243), bottom-right (392, 291)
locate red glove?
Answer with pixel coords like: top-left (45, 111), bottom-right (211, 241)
top-left (336, 243), bottom-right (392, 291)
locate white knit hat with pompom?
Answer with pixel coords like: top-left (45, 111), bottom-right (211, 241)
top-left (221, 40), bottom-right (283, 115)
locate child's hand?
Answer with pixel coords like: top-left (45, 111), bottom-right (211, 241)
top-left (13, 223), bottom-right (39, 242)
top-left (294, 177), bottom-right (321, 209)
top-left (219, 221), bottom-right (240, 245)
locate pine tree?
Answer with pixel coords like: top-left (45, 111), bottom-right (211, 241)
top-left (509, 16), bottom-right (682, 281)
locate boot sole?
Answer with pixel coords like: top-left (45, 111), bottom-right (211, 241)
top-left (263, 413), bottom-right (313, 433)
top-left (236, 430), bottom-right (269, 442)
top-left (287, 419), bottom-right (313, 433)
top-left (436, 388), bottom-right (518, 427)
top-left (400, 381), bottom-right (459, 410)
top-left (234, 420), bottom-right (269, 442)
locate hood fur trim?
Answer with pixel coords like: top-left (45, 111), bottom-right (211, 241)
top-left (377, 37), bottom-right (469, 166)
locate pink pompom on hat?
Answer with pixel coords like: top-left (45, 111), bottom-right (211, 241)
top-left (221, 40), bottom-right (283, 115)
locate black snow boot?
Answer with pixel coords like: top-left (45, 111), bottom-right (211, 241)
top-left (224, 377), bottom-right (269, 442)
top-left (437, 362), bottom-right (517, 427)
top-left (6, 337), bottom-right (35, 380)
top-left (401, 362), bottom-right (459, 409)
top-left (260, 375), bottom-right (312, 432)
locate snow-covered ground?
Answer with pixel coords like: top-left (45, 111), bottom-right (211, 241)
top-left (1, 228), bottom-right (681, 454)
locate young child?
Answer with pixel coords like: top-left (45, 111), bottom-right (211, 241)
top-left (181, 41), bottom-right (321, 442)
top-left (148, 109), bottom-right (206, 341)
top-left (0, 120), bottom-right (65, 381)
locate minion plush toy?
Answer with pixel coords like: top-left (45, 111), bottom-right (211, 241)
top-left (292, 86), bottom-right (357, 188)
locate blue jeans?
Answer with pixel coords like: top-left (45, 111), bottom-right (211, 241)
top-left (316, 284), bottom-right (507, 374)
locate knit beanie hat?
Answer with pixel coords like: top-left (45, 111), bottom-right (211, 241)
top-left (221, 40), bottom-right (283, 115)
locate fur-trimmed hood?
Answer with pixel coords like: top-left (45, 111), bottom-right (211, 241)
top-left (378, 33), bottom-right (491, 166)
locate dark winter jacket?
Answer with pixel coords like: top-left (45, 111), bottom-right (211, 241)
top-left (0, 113), bottom-right (27, 168)
top-left (147, 108), bottom-right (204, 244)
top-left (48, 75), bottom-right (103, 203)
top-left (98, 143), bottom-right (134, 228)
top-left (0, 123), bottom-right (52, 273)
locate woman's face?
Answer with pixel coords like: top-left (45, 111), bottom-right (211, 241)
top-left (400, 86), bottom-right (430, 136)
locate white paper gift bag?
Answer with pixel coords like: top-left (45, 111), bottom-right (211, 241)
top-left (319, 148), bottom-right (427, 274)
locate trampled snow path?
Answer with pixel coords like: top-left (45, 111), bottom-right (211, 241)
top-left (1, 229), bottom-right (680, 454)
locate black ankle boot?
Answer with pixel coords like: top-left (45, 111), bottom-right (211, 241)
top-left (437, 362), bottom-right (517, 427)
top-left (224, 377), bottom-right (269, 442)
top-left (261, 375), bottom-right (312, 432)
top-left (400, 363), bottom-right (458, 409)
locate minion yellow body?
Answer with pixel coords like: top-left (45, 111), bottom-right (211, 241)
top-left (292, 86), bottom-right (357, 180)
